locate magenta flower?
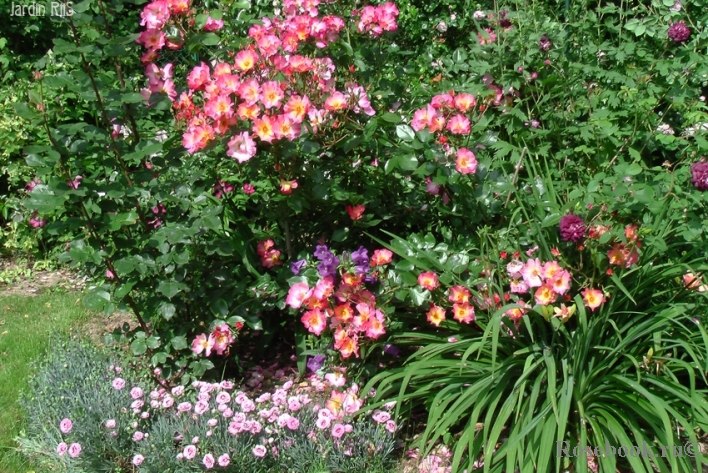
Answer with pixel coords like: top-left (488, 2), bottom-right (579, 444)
top-left (668, 20), bottom-right (691, 42)
top-left (26, 179), bottom-right (41, 192)
top-left (68, 175), bottom-right (82, 190)
top-left (559, 214), bottom-right (586, 243)
top-left (68, 443), bottom-right (82, 458)
top-left (29, 211), bottom-right (47, 228)
top-left (130, 387), bottom-right (144, 399)
top-left (243, 183), bottom-right (255, 195)
top-left (59, 418), bottom-right (73, 434)
top-left (690, 161), bottom-right (708, 191)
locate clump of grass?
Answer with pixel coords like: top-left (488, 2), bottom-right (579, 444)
top-left (0, 293), bottom-right (93, 471)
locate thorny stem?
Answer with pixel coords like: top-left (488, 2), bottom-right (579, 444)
top-left (284, 220), bottom-right (294, 261)
top-left (37, 79), bottom-right (152, 338)
top-left (67, 16), bottom-right (149, 230)
top-left (96, 0), bottom-right (142, 143)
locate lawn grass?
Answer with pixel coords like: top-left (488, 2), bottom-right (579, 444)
top-left (0, 292), bottom-right (93, 473)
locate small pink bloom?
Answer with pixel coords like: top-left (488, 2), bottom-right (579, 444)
top-left (183, 445), bottom-right (197, 460)
top-left (132, 454), bottom-right (144, 466)
top-left (253, 445), bottom-right (267, 457)
top-left (218, 453), bottom-right (230, 466)
top-left (56, 442), bottom-right (68, 456)
top-left (68, 443), bottom-right (82, 458)
top-left (455, 148), bottom-right (478, 174)
top-left (105, 419), bottom-right (116, 429)
top-left (112, 378), bottom-right (126, 390)
top-left (331, 423), bottom-right (346, 438)
top-left (59, 418), bottom-right (72, 434)
top-left (130, 387), bottom-right (144, 399)
top-left (203, 453), bottom-right (215, 469)
top-left (417, 271), bottom-right (439, 290)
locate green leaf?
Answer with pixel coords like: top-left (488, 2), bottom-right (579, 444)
top-left (380, 112), bottom-right (402, 124)
top-left (157, 280), bottom-right (188, 299)
top-left (160, 302), bottom-right (176, 320)
top-left (210, 298), bottom-right (229, 317)
top-left (409, 287), bottom-right (428, 306)
top-left (131, 338), bottom-right (147, 355)
top-left (201, 33), bottom-right (221, 45)
top-left (396, 124), bottom-right (416, 142)
top-left (83, 289), bottom-right (110, 310)
top-left (146, 336), bottom-right (161, 349)
top-left (14, 102), bottom-right (39, 120)
top-left (398, 155), bottom-right (419, 171)
top-left (171, 335), bottom-right (188, 350)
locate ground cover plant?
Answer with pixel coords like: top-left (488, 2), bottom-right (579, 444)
top-left (6, 0), bottom-right (708, 471)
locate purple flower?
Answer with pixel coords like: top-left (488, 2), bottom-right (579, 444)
top-left (307, 354), bottom-right (326, 372)
top-left (668, 21), bottom-right (690, 42)
top-left (213, 179), bottom-right (234, 198)
top-left (539, 34), bottom-right (552, 51)
top-left (290, 259), bottom-right (307, 275)
top-left (691, 161), bottom-right (708, 191)
top-left (314, 245), bottom-right (331, 260)
top-left (559, 214), bottom-right (586, 243)
top-left (384, 344), bottom-right (400, 357)
top-left (317, 262), bottom-right (338, 278)
top-left (351, 246), bottom-right (368, 266)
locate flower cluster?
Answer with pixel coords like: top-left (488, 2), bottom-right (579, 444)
top-left (559, 214), bottom-right (586, 243)
top-left (213, 179), bottom-right (234, 198)
top-left (55, 418), bottom-right (82, 459)
top-left (286, 246), bottom-right (393, 358)
top-left (166, 3), bottom-right (387, 157)
top-left (191, 322), bottom-right (240, 357)
top-left (667, 20), bottom-right (691, 42)
top-left (257, 239), bottom-right (283, 268)
top-left (354, 3), bottom-right (399, 37)
top-left (606, 224), bottom-right (642, 269)
top-left (29, 210), bottom-right (47, 228)
top-left (505, 256), bottom-right (604, 319)
top-left (135, 0), bottom-right (223, 63)
top-left (691, 160), bottom-right (708, 191)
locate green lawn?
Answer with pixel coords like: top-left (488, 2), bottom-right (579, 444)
top-left (0, 292), bottom-right (92, 473)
